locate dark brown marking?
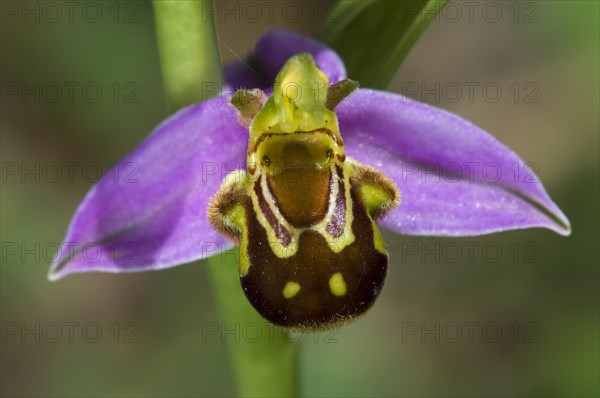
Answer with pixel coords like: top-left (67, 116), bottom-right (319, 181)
top-left (242, 181), bottom-right (387, 331)
top-left (326, 165), bottom-right (346, 238)
top-left (254, 176), bottom-right (293, 247)
top-left (268, 165), bottom-right (330, 228)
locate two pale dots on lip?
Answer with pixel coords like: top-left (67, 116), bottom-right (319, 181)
top-left (48, 30), bottom-right (570, 332)
top-left (281, 273), bottom-right (347, 300)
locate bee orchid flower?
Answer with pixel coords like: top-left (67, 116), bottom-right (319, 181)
top-left (49, 29), bottom-right (570, 329)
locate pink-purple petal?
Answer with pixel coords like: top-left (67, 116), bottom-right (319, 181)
top-left (49, 96), bottom-right (246, 280)
top-left (224, 29), bottom-right (347, 90)
top-left (223, 58), bottom-right (266, 92)
top-left (337, 89), bottom-right (571, 236)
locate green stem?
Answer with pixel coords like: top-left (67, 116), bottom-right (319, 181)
top-left (152, 2), bottom-right (299, 396)
top-left (208, 250), bottom-right (298, 397)
top-left (153, 0), bottom-right (223, 111)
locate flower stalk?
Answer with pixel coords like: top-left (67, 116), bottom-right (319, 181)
top-left (152, 2), bottom-right (299, 396)
top-left (153, 0), bottom-right (223, 111)
top-left (207, 251), bottom-right (298, 397)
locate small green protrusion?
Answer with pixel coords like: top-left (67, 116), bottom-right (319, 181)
top-left (326, 79), bottom-right (359, 110)
top-left (231, 89), bottom-right (267, 127)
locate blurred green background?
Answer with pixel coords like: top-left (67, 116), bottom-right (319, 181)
top-left (1, 1), bottom-right (598, 397)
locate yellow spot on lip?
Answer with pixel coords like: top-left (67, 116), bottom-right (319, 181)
top-left (283, 281), bottom-right (301, 299)
top-left (329, 272), bottom-right (347, 296)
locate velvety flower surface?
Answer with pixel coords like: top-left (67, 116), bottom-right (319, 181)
top-left (49, 29), bottom-right (570, 281)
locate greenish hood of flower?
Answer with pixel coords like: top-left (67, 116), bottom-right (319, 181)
top-left (231, 53), bottom-right (358, 170)
top-left (249, 52), bottom-right (335, 137)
